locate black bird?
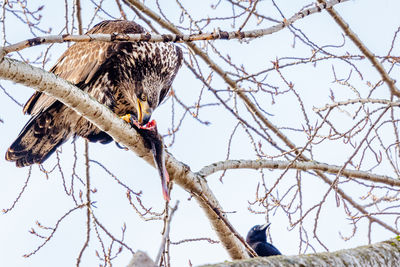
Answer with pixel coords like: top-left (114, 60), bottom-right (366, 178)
top-left (246, 223), bottom-right (282, 257)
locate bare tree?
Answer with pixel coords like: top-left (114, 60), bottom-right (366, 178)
top-left (1, 0), bottom-right (400, 266)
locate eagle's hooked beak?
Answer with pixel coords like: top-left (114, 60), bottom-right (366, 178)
top-left (136, 98), bottom-right (153, 125)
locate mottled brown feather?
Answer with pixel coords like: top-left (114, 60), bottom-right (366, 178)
top-left (6, 20), bottom-right (182, 167)
top-left (24, 21), bottom-right (146, 116)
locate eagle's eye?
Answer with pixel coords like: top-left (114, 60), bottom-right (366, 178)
top-left (140, 93), bottom-right (147, 102)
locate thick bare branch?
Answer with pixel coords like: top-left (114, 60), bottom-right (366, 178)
top-left (124, 0), bottom-right (400, 256)
top-left (0, 56), bottom-right (248, 259)
top-left (200, 238), bottom-right (400, 267)
top-left (2, 1), bottom-right (399, 265)
top-left (3, 0), bottom-right (349, 54)
top-left (198, 159), bottom-right (400, 187)
top-left (127, 251), bottom-right (156, 267)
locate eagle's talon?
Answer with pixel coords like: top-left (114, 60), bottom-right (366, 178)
top-left (115, 142), bottom-right (129, 150)
top-left (122, 113), bottom-right (156, 130)
top-left (120, 114), bottom-right (132, 123)
top-left (121, 114), bottom-right (143, 128)
top-left (6, 20), bottom-right (182, 203)
top-left (129, 115), bottom-right (141, 128)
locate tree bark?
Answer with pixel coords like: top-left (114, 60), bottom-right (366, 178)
top-left (0, 55), bottom-right (248, 259)
top-left (199, 238), bottom-right (400, 267)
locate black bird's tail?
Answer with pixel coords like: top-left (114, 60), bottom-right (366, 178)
top-left (5, 110), bottom-right (71, 167)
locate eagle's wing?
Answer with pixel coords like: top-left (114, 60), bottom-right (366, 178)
top-left (6, 20), bottom-right (146, 167)
top-left (24, 41), bottom-right (112, 115)
top-left (8, 41), bottom-right (113, 167)
top-left (157, 45), bottom-right (183, 105)
top-left (24, 20), bottom-right (146, 115)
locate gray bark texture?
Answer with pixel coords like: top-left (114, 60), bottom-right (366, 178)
top-left (198, 238), bottom-right (400, 267)
top-left (127, 251), bottom-right (156, 267)
top-left (0, 56), bottom-right (248, 259)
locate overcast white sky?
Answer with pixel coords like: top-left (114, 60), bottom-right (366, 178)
top-left (1, 1), bottom-right (399, 266)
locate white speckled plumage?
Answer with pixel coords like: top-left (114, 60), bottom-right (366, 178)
top-left (6, 20), bottom-right (182, 167)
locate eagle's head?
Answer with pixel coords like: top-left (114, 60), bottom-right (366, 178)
top-left (134, 88), bottom-right (154, 126)
top-left (119, 73), bottom-right (171, 126)
top-left (116, 41), bottom-right (182, 126)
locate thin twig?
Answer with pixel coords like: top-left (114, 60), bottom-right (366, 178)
top-left (3, 0), bottom-right (349, 54)
top-left (155, 201), bottom-right (179, 265)
top-left (76, 140), bottom-right (91, 266)
top-left (317, 0), bottom-right (400, 97)
top-left (75, 0), bottom-right (83, 35)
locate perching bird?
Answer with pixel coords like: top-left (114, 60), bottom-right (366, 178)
top-left (5, 20), bottom-right (182, 199)
top-left (246, 223), bottom-right (282, 257)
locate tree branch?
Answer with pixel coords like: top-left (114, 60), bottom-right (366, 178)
top-left (317, 0), bottom-right (400, 98)
top-left (155, 201), bottom-right (179, 265)
top-left (313, 98), bottom-right (400, 112)
top-left (3, 0), bottom-right (349, 54)
top-left (199, 238), bottom-right (400, 267)
top-left (124, 0), bottom-right (396, 256)
top-left (198, 159), bottom-right (400, 187)
top-left (0, 56), bottom-right (248, 259)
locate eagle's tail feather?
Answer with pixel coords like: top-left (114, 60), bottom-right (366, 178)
top-left (5, 111), bottom-right (71, 167)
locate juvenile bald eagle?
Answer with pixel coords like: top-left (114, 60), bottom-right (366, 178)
top-left (5, 20), bottom-right (182, 167)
